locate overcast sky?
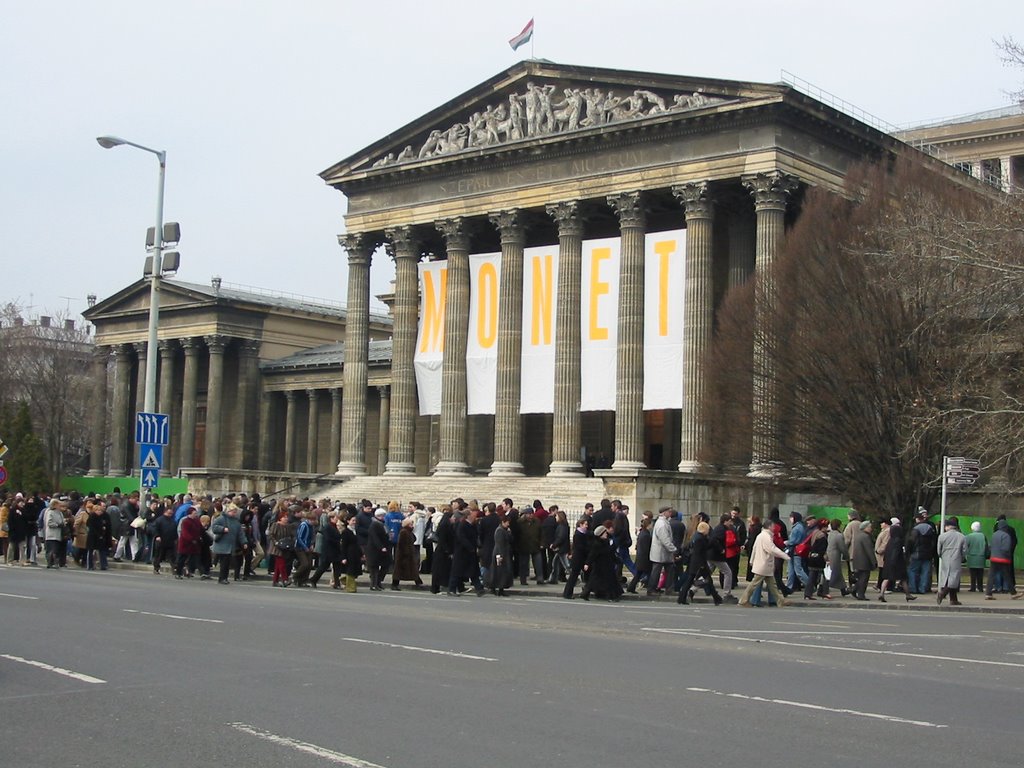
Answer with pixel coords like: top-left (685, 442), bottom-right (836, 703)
top-left (2, 1), bottom-right (1020, 321)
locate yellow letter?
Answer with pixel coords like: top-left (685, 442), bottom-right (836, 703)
top-left (589, 247), bottom-right (610, 341)
top-left (654, 239), bottom-right (676, 337)
top-left (419, 268), bottom-right (447, 353)
top-left (531, 254), bottom-right (553, 346)
top-left (477, 262), bottom-right (498, 348)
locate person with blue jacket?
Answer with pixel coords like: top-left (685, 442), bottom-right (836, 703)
top-left (292, 511), bottom-right (315, 587)
top-left (785, 511), bottom-right (809, 594)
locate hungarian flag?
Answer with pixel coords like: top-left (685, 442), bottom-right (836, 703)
top-left (508, 18), bottom-right (534, 51)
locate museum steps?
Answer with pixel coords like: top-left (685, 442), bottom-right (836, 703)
top-left (304, 475), bottom-right (608, 516)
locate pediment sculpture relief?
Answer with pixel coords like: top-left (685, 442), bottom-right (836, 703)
top-left (370, 83), bottom-right (730, 169)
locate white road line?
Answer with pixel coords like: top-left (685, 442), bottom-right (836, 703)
top-left (123, 609), bottom-right (223, 624)
top-left (771, 621), bottom-right (848, 628)
top-left (709, 630), bottom-right (982, 638)
top-left (228, 722), bottom-right (386, 768)
top-left (686, 687), bottom-right (946, 729)
top-left (0, 592), bottom-right (39, 600)
top-left (982, 630), bottom-right (1024, 636)
top-left (643, 628), bottom-right (1024, 669)
top-left (342, 637), bottom-right (497, 662)
top-left (1, 654), bottom-right (106, 684)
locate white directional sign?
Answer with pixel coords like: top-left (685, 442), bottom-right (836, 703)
top-left (135, 412), bottom-right (170, 446)
top-left (141, 468), bottom-right (160, 489)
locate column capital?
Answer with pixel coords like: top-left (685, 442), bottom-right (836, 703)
top-left (546, 200), bottom-right (584, 237)
top-left (237, 338), bottom-right (261, 357)
top-left (435, 217), bottom-right (470, 251)
top-left (92, 345), bottom-right (110, 362)
top-left (377, 384), bottom-right (390, 398)
top-left (489, 209), bottom-right (525, 246)
top-left (672, 181), bottom-right (715, 220)
top-left (132, 341), bottom-right (148, 356)
top-left (607, 191), bottom-right (646, 228)
top-left (204, 334), bottom-right (229, 354)
top-left (284, 389), bottom-right (297, 403)
top-left (113, 343), bottom-right (133, 360)
top-left (742, 171), bottom-right (799, 212)
top-left (339, 232), bottom-right (376, 265)
top-left (331, 387), bottom-right (342, 401)
top-left (306, 388), bottom-right (319, 400)
top-left (385, 225), bottom-right (421, 261)
top-left (180, 336), bottom-right (202, 354)
top-left (157, 339), bottom-right (178, 356)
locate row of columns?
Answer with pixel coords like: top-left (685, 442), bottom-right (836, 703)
top-left (335, 172), bottom-right (798, 478)
top-left (89, 335), bottom-right (256, 476)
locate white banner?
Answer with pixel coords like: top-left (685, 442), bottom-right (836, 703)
top-left (643, 229), bottom-right (686, 409)
top-left (413, 260), bottom-right (446, 415)
top-left (579, 237), bottom-right (621, 411)
top-left (520, 245), bottom-right (559, 413)
top-left (467, 252), bottom-right (501, 414)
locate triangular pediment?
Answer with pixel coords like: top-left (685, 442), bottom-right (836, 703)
top-left (321, 60), bottom-right (784, 185)
top-left (83, 279), bottom-right (221, 320)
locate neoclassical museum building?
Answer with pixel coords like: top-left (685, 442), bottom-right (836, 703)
top-left (83, 61), bottom-right (1018, 514)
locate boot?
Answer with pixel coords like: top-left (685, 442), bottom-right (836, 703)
top-left (936, 588), bottom-right (948, 605)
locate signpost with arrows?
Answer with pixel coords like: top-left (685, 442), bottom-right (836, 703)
top-left (136, 412), bottom-right (170, 489)
top-left (940, 456), bottom-right (980, 532)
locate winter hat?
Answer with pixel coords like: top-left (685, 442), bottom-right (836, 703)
top-left (890, 517), bottom-right (901, 526)
top-left (374, 508), bottom-right (386, 518)
top-left (971, 521), bottom-right (982, 532)
top-left (593, 525), bottom-right (608, 537)
top-left (696, 521), bottom-right (711, 534)
top-left (859, 521), bottom-right (872, 530)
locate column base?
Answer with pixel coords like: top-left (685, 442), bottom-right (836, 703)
top-left (677, 460), bottom-right (705, 474)
top-left (547, 461), bottom-right (585, 477)
top-left (611, 460), bottom-right (646, 471)
top-left (86, 469), bottom-right (105, 478)
top-left (383, 462), bottom-right (417, 476)
top-left (109, 468), bottom-right (126, 478)
top-left (335, 462), bottom-right (367, 477)
top-left (747, 462), bottom-right (783, 478)
top-left (433, 461), bottom-right (470, 477)
top-left (488, 462), bottom-right (524, 477)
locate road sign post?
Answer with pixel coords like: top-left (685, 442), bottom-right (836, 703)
top-left (135, 412), bottom-right (169, 491)
top-left (940, 456), bottom-right (980, 531)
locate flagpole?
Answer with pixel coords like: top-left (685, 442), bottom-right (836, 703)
top-left (531, 23), bottom-right (535, 59)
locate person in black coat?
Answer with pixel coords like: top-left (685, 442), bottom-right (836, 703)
top-left (309, 513), bottom-right (342, 589)
top-left (339, 515), bottom-right (363, 592)
top-left (85, 503), bottom-right (113, 570)
top-left (562, 517), bottom-right (591, 599)
top-left (546, 509), bottom-right (571, 583)
top-left (879, 518), bottom-right (917, 603)
top-left (430, 508), bottom-right (454, 594)
top-left (627, 517), bottom-right (653, 593)
top-left (448, 509), bottom-right (484, 596)
top-left (477, 502), bottom-right (500, 587)
top-left (677, 522), bottom-right (722, 605)
top-left (366, 510), bottom-right (390, 591)
top-left (580, 525), bottom-right (623, 601)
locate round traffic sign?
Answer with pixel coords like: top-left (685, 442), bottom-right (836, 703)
top-left (0, 465), bottom-right (8, 487)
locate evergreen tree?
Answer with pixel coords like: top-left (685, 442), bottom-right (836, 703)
top-left (5, 401), bottom-right (49, 491)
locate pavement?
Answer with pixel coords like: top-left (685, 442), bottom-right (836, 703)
top-left (17, 557), bottom-right (1024, 614)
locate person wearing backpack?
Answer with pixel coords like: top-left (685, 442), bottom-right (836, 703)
top-left (907, 509), bottom-right (937, 594)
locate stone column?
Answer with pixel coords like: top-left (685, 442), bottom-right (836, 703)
top-left (377, 385), bottom-right (390, 475)
top-left (258, 389), bottom-right (272, 470)
top-left (156, 340), bottom-right (177, 475)
top-left (87, 346), bottom-right (109, 476)
top-left (337, 233), bottom-right (374, 476)
top-left (306, 389), bottom-right (320, 473)
top-left (328, 388), bottom-right (342, 474)
top-left (384, 226), bottom-right (420, 475)
top-left (204, 334), bottom-right (228, 468)
top-left (489, 209), bottom-right (526, 476)
top-left (284, 390), bottom-right (297, 472)
top-left (434, 217), bottom-right (471, 476)
top-left (133, 342), bottom-right (147, 421)
top-left (236, 339), bottom-right (260, 469)
top-left (674, 182), bottom-right (714, 473)
top-left (743, 171), bottom-right (798, 474)
top-left (109, 345), bottom-right (132, 476)
top-left (547, 201), bottom-right (585, 476)
top-left (608, 191), bottom-right (647, 470)
top-left (179, 337), bottom-right (200, 468)
top-left (1001, 155), bottom-right (1014, 192)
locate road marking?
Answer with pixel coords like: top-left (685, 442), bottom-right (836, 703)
top-left (228, 722), bottom-right (386, 767)
top-left (123, 609), bottom-right (223, 624)
top-left (643, 628), bottom-right (1024, 669)
top-left (0, 654), bottom-right (106, 684)
top-left (709, 630), bottom-right (982, 638)
top-left (982, 630), bottom-right (1024, 636)
top-left (341, 637), bottom-right (497, 662)
top-left (686, 687), bottom-right (946, 729)
top-left (0, 592), bottom-right (39, 600)
top-left (770, 621), bottom-right (848, 628)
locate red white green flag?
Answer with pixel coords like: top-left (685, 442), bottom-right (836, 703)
top-left (508, 18), bottom-right (534, 51)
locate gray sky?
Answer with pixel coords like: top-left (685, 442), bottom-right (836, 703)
top-left (2, 0), bottom-right (1020, 321)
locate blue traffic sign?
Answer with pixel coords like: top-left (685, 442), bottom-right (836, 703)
top-left (135, 412), bottom-right (170, 445)
top-left (141, 469), bottom-right (160, 489)
top-left (139, 444), bottom-right (163, 471)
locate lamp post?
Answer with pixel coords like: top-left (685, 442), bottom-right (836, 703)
top-left (97, 135), bottom-right (165, 415)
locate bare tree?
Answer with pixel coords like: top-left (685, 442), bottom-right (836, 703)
top-left (997, 35), bottom-right (1024, 105)
top-left (703, 157), bottom-right (1024, 517)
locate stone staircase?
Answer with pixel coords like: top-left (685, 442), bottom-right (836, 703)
top-left (295, 475), bottom-right (609, 517)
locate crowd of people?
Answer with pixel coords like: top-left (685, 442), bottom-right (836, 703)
top-left (0, 489), bottom-right (1019, 606)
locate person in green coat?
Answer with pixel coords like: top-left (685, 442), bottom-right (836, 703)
top-left (965, 521), bottom-right (988, 593)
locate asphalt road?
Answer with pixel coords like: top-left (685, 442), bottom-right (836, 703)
top-left (2, 565), bottom-right (1023, 768)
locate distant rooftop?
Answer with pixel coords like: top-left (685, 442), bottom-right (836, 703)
top-left (261, 339), bottom-right (394, 371)
top-left (901, 103), bottom-right (1024, 132)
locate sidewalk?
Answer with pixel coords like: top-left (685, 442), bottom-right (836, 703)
top-left (90, 560), bottom-right (1024, 614)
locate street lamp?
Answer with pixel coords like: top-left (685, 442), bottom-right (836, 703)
top-left (96, 135), bottom-right (165, 415)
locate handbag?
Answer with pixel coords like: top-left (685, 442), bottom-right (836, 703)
top-left (130, 516), bottom-right (146, 530)
top-left (275, 536), bottom-right (295, 551)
